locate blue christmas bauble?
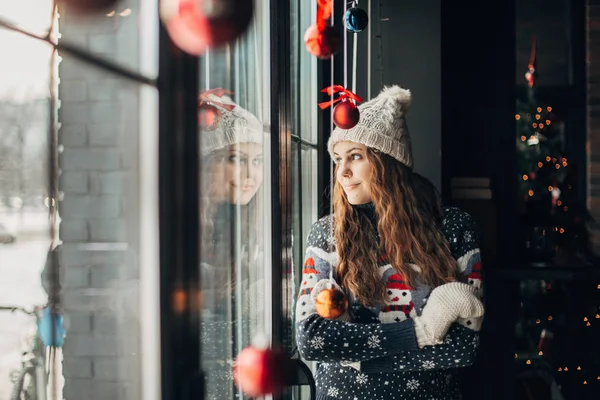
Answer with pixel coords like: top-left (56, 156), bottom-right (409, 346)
top-left (344, 7), bottom-right (369, 33)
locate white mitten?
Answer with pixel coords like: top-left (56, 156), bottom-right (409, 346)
top-left (310, 279), bottom-right (352, 322)
top-left (413, 282), bottom-right (484, 347)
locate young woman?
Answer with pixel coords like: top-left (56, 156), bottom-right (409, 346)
top-left (199, 93), bottom-right (266, 400)
top-left (295, 86), bottom-right (484, 399)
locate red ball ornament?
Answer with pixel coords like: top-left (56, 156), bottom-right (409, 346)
top-left (162, 0), bottom-right (254, 56)
top-left (198, 103), bottom-right (221, 129)
top-left (234, 345), bottom-right (290, 397)
top-left (304, 24), bottom-right (341, 59)
top-left (332, 101), bottom-right (360, 129)
top-left (315, 287), bottom-right (348, 319)
top-left (56, 0), bottom-right (119, 14)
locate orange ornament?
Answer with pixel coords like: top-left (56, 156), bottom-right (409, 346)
top-left (304, 24), bottom-right (341, 59)
top-left (333, 100), bottom-right (360, 129)
top-left (315, 287), bottom-right (348, 319)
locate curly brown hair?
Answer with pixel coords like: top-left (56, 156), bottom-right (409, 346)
top-left (333, 149), bottom-right (459, 307)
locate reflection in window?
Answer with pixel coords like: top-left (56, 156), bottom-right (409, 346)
top-left (198, 2), bottom-right (271, 399)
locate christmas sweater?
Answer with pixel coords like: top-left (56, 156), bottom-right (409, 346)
top-left (295, 206), bottom-right (483, 400)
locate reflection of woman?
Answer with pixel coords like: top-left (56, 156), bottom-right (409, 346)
top-left (295, 86), bottom-right (484, 399)
top-left (199, 93), bottom-right (265, 400)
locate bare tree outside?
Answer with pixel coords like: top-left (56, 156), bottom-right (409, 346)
top-left (0, 96), bottom-right (47, 223)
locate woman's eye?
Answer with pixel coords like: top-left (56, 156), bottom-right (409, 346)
top-left (252, 157), bottom-right (264, 166)
top-left (351, 153), bottom-right (361, 160)
top-left (229, 155), bottom-right (248, 164)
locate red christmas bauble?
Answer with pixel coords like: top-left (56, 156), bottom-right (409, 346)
top-left (234, 346), bottom-right (289, 397)
top-left (56, 0), bottom-right (119, 14)
top-left (198, 103), bottom-right (221, 129)
top-left (162, 0), bottom-right (254, 56)
top-left (315, 287), bottom-right (348, 319)
top-left (304, 24), bottom-right (340, 59)
top-left (333, 101), bottom-right (360, 129)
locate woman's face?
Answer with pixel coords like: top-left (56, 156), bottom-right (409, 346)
top-left (207, 142), bottom-right (264, 205)
top-left (332, 141), bottom-right (374, 205)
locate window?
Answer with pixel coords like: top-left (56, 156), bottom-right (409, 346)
top-left (198, 2), bottom-right (273, 399)
top-left (1, 1), bottom-right (321, 399)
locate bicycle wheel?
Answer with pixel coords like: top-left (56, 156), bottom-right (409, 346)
top-left (9, 365), bottom-right (36, 400)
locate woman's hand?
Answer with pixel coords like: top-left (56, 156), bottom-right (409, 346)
top-left (413, 282), bottom-right (484, 347)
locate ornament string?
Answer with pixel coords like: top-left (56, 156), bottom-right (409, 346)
top-left (328, 3), bottom-right (335, 287)
top-left (344, 1), bottom-right (349, 89)
top-left (367, 0), bottom-right (371, 100)
top-left (352, 0), bottom-right (359, 94)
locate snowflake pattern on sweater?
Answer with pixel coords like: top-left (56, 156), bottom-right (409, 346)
top-left (295, 206), bottom-right (483, 400)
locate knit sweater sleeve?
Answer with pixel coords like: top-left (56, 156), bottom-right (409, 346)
top-left (361, 208), bottom-right (484, 373)
top-left (295, 217), bottom-right (419, 363)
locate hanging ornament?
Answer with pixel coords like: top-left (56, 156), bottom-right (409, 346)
top-left (333, 101), bottom-right (360, 129)
top-left (56, 0), bottom-right (119, 14)
top-left (315, 285), bottom-right (349, 319)
top-left (161, 0), bottom-right (254, 56)
top-left (525, 36), bottom-right (537, 87)
top-left (304, 0), bottom-right (339, 58)
top-left (304, 24), bottom-right (341, 59)
top-left (234, 340), bottom-right (290, 397)
top-left (198, 103), bottom-right (221, 129)
top-left (344, 7), bottom-right (369, 33)
top-left (198, 88), bottom-right (235, 129)
top-left (319, 85), bottom-right (364, 129)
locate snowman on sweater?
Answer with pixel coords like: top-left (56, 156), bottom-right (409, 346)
top-left (379, 273), bottom-right (417, 323)
top-left (300, 257), bottom-right (319, 294)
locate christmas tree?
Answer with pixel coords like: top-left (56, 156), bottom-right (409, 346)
top-left (515, 41), bottom-right (594, 264)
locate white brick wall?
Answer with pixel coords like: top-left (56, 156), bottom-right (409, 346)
top-left (57, 4), bottom-right (141, 399)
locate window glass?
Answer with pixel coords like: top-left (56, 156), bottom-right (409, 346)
top-left (0, 1), bottom-right (159, 399)
top-left (198, 2), bottom-right (271, 399)
top-left (0, 2), bottom-right (54, 398)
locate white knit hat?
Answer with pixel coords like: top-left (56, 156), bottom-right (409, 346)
top-left (200, 94), bottom-right (264, 155)
top-left (327, 85), bottom-right (413, 168)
